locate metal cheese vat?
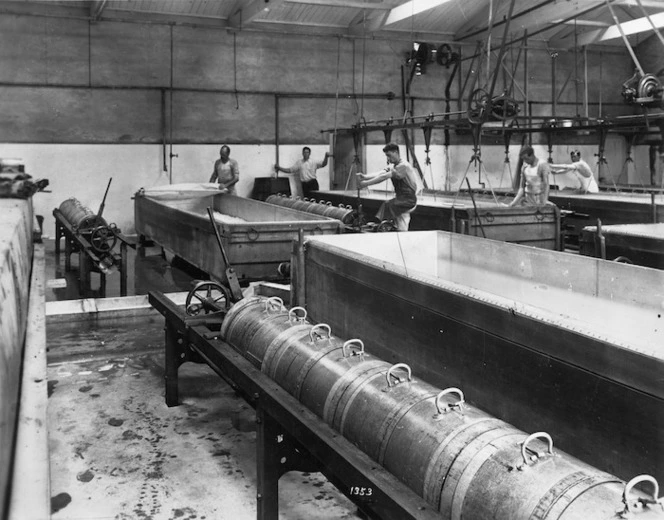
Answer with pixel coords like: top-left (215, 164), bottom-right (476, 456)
top-left (298, 230), bottom-right (663, 485)
top-left (134, 185), bottom-right (342, 282)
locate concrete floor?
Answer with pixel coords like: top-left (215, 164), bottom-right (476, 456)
top-left (44, 239), bottom-right (361, 519)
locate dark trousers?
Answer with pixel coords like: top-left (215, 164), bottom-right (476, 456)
top-left (302, 179), bottom-right (319, 199)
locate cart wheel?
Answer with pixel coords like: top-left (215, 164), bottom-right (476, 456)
top-left (186, 281), bottom-right (231, 316)
top-left (90, 225), bottom-right (117, 253)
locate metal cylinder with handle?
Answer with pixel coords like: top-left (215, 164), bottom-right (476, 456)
top-left (219, 296), bottom-right (664, 520)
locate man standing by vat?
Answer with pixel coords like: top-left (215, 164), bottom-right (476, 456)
top-left (274, 147), bottom-right (332, 198)
top-left (356, 142), bottom-right (421, 231)
top-left (550, 150), bottom-right (599, 193)
top-left (210, 145), bottom-right (240, 195)
top-left (509, 145), bottom-right (551, 207)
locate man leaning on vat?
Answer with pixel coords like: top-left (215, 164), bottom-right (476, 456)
top-left (210, 145), bottom-right (240, 195)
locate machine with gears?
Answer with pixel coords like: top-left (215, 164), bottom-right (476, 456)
top-left (53, 178), bottom-right (130, 297)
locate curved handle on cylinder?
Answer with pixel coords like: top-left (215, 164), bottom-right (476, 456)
top-left (518, 432), bottom-right (554, 470)
top-left (309, 323), bottom-right (331, 342)
top-left (264, 297), bottom-right (285, 313)
top-left (386, 363), bottom-right (412, 388)
top-left (342, 339), bottom-right (364, 358)
top-left (622, 475), bottom-right (662, 515)
top-left (434, 387), bottom-right (465, 415)
top-left (326, 201), bottom-right (332, 206)
top-left (288, 306), bottom-right (307, 323)
top-left (535, 209), bottom-right (544, 221)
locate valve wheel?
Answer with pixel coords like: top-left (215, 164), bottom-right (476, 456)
top-left (89, 225), bottom-right (117, 253)
top-left (376, 220), bottom-right (398, 233)
top-left (185, 281), bottom-right (231, 316)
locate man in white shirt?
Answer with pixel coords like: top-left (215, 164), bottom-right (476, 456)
top-left (274, 147), bottom-right (331, 198)
top-left (550, 150), bottom-right (599, 193)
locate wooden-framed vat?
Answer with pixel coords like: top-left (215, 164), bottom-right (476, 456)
top-left (135, 188), bottom-right (341, 283)
top-left (298, 230), bottom-right (663, 484)
top-left (314, 189), bottom-right (561, 249)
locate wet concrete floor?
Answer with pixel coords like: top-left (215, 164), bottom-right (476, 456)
top-left (44, 239), bottom-right (361, 519)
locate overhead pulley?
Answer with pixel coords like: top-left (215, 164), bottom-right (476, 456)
top-left (436, 44), bottom-right (459, 68)
top-left (622, 71), bottom-right (663, 106)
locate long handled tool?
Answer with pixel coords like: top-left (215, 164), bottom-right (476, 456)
top-left (206, 207), bottom-right (243, 302)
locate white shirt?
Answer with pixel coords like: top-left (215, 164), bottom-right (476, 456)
top-left (291, 158), bottom-right (323, 182)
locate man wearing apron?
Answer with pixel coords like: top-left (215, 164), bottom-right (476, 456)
top-left (356, 142), bottom-right (421, 231)
top-left (210, 145), bottom-right (240, 195)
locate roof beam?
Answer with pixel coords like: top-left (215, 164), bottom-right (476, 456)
top-left (615, 0), bottom-right (664, 7)
top-left (556, 19), bottom-right (611, 27)
top-left (285, 0), bottom-right (390, 9)
top-left (556, 11), bottom-right (664, 48)
top-left (0, 1), bottom-right (89, 19)
top-left (456, 0), bottom-right (606, 41)
top-left (383, 0), bottom-right (453, 27)
top-left (229, 0), bottom-right (285, 28)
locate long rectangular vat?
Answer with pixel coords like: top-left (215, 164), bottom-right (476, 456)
top-left (580, 222), bottom-right (664, 269)
top-left (135, 189), bottom-right (341, 283)
top-left (0, 199), bottom-right (34, 515)
top-left (300, 231), bottom-right (663, 484)
top-left (315, 189), bottom-right (561, 249)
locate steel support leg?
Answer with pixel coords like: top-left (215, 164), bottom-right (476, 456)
top-left (164, 320), bottom-right (184, 407)
top-left (256, 406), bottom-right (320, 520)
top-left (65, 236), bottom-right (72, 272)
top-left (100, 271), bottom-right (106, 298)
top-left (79, 251), bottom-right (89, 298)
top-left (256, 407), bottom-right (281, 520)
top-left (120, 242), bottom-right (128, 296)
top-left (55, 222), bottom-right (61, 262)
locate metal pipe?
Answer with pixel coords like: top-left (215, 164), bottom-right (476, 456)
top-left (275, 95), bottom-right (280, 172)
top-left (161, 88), bottom-right (167, 172)
top-left (169, 24), bottom-right (174, 184)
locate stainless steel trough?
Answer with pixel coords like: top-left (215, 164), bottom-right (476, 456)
top-left (298, 230), bottom-right (663, 485)
top-left (135, 186), bottom-right (341, 283)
